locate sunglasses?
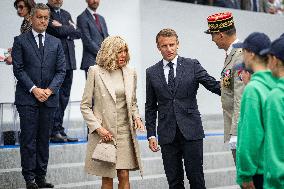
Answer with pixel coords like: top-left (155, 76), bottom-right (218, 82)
top-left (17, 5), bottom-right (26, 10)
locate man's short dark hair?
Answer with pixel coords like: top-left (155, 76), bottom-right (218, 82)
top-left (156, 28), bottom-right (179, 44)
top-left (30, 3), bottom-right (50, 17)
top-left (223, 27), bottom-right (236, 36)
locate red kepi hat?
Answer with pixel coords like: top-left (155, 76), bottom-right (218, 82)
top-left (205, 12), bottom-right (235, 34)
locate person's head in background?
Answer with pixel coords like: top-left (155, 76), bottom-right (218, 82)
top-left (260, 37), bottom-right (284, 78)
top-left (205, 12), bottom-right (237, 51)
top-left (242, 68), bottom-right (254, 85)
top-left (14, 0), bottom-right (35, 18)
top-left (233, 32), bottom-right (271, 72)
top-left (96, 36), bottom-right (130, 71)
top-left (47, 0), bottom-right (63, 9)
top-left (86, 0), bottom-right (100, 12)
top-left (233, 63), bottom-right (254, 85)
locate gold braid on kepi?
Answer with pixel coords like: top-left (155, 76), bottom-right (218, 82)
top-left (204, 12), bottom-right (235, 34)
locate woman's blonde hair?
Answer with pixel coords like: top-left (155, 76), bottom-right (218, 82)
top-left (96, 36), bottom-right (130, 71)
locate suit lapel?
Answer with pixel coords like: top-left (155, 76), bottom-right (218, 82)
top-left (27, 31), bottom-right (41, 60)
top-left (173, 57), bottom-right (185, 95)
top-left (122, 67), bottom-right (132, 108)
top-left (43, 34), bottom-right (50, 63)
top-left (85, 9), bottom-right (103, 37)
top-left (157, 61), bottom-right (172, 95)
top-left (99, 68), bottom-right (116, 102)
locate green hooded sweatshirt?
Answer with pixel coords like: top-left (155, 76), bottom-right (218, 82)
top-left (236, 70), bottom-right (277, 185)
top-left (263, 77), bottom-right (284, 189)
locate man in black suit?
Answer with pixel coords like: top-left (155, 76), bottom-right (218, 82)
top-left (145, 28), bottom-right (221, 189)
top-left (77, 0), bottom-right (109, 78)
top-left (46, 0), bottom-right (81, 143)
top-left (12, 3), bottom-right (66, 189)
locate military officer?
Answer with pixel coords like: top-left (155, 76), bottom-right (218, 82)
top-left (205, 12), bottom-right (245, 164)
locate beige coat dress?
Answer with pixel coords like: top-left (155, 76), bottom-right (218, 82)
top-left (221, 48), bottom-right (245, 142)
top-left (80, 65), bottom-right (143, 178)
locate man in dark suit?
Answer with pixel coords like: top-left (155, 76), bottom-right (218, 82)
top-left (12, 3), bottom-right (66, 189)
top-left (46, 0), bottom-right (81, 143)
top-left (77, 0), bottom-right (109, 78)
top-left (145, 28), bottom-right (221, 189)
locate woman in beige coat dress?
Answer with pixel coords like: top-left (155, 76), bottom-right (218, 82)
top-left (80, 36), bottom-right (145, 189)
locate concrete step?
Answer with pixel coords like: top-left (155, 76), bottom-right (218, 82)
top-left (15, 167), bottom-right (236, 189)
top-left (0, 150), bottom-right (234, 188)
top-left (210, 185), bottom-right (240, 189)
top-left (0, 135), bottom-right (228, 170)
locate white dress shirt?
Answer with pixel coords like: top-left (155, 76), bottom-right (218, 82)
top-left (87, 7), bottom-right (98, 20)
top-left (29, 29), bottom-right (46, 93)
top-left (163, 55), bottom-right (178, 84)
top-left (32, 29), bottom-right (46, 48)
top-left (226, 38), bottom-right (239, 57)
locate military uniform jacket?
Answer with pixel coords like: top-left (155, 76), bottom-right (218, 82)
top-left (221, 47), bottom-right (245, 142)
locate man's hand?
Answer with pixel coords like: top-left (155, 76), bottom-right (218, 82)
top-left (149, 138), bottom-right (160, 152)
top-left (96, 127), bottom-right (113, 142)
top-left (32, 87), bottom-right (48, 102)
top-left (52, 20), bottom-right (62, 27)
top-left (134, 118), bottom-right (145, 132)
top-left (43, 88), bottom-right (52, 98)
top-left (241, 181), bottom-right (255, 189)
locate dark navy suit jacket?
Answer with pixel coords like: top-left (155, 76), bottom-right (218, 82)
top-left (46, 4), bottom-right (81, 70)
top-left (12, 31), bottom-right (66, 107)
top-left (145, 56), bottom-right (221, 145)
top-left (77, 9), bottom-right (109, 70)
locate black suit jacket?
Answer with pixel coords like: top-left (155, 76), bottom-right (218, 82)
top-left (46, 4), bottom-right (81, 70)
top-left (12, 31), bottom-right (66, 107)
top-left (77, 9), bottom-right (109, 70)
top-left (145, 57), bottom-right (221, 145)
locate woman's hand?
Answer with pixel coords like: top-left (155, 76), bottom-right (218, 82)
top-left (96, 127), bottom-right (113, 142)
top-left (134, 118), bottom-right (145, 132)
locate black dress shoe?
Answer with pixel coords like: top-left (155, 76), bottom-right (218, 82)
top-left (66, 136), bottom-right (78, 142)
top-left (26, 181), bottom-right (38, 189)
top-left (35, 179), bottom-right (54, 188)
top-left (60, 132), bottom-right (78, 142)
top-left (50, 133), bottom-right (66, 143)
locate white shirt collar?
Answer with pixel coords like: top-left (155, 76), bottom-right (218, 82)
top-left (32, 29), bottom-right (46, 38)
top-left (87, 7), bottom-right (95, 15)
top-left (226, 38), bottom-right (239, 56)
top-left (163, 55), bottom-right (178, 68)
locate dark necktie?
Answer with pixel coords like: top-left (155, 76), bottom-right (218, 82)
top-left (93, 13), bottom-right (102, 33)
top-left (167, 62), bottom-right (175, 93)
top-left (252, 0), bottom-right (258, 11)
top-left (38, 33), bottom-right (44, 57)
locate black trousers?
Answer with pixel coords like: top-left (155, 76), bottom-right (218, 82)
top-left (17, 104), bottom-right (55, 182)
top-left (52, 70), bottom-right (73, 136)
top-left (160, 127), bottom-right (206, 189)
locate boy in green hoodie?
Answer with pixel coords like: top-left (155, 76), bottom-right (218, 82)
top-left (260, 37), bottom-right (284, 189)
top-left (233, 32), bottom-right (277, 189)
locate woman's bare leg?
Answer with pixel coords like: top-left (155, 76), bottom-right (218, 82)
top-left (101, 177), bottom-right (113, 189)
top-left (117, 169), bottom-right (130, 189)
